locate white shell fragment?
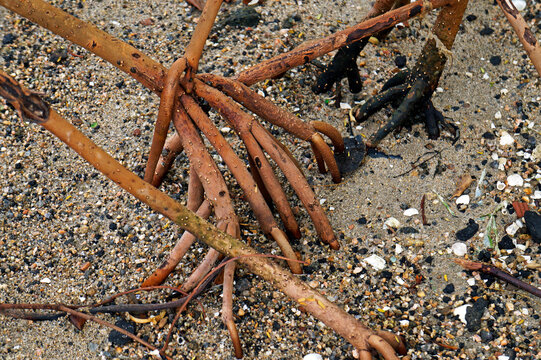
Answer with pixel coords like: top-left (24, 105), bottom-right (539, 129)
top-left (499, 131), bottom-right (515, 146)
top-left (339, 102), bottom-right (352, 109)
top-left (451, 242), bottom-right (468, 256)
top-left (303, 354), bottom-right (323, 360)
top-left (383, 217), bottom-right (400, 229)
top-left (403, 208), bottom-right (419, 216)
top-left (496, 181), bottom-right (506, 190)
top-left (506, 221), bottom-right (522, 236)
top-left (507, 174), bottom-right (524, 187)
top-left (494, 111), bottom-right (502, 119)
top-left (512, 0), bottom-right (526, 11)
top-left (532, 190), bottom-right (541, 199)
top-left (364, 254), bottom-right (386, 271)
top-left (456, 195), bottom-right (470, 205)
top-left (453, 304), bottom-right (472, 324)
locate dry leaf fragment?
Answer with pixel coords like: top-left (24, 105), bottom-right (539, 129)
top-left (452, 173), bottom-right (473, 198)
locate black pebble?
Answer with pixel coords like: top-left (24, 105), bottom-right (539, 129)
top-left (108, 319), bottom-right (135, 346)
top-left (49, 48), bottom-right (69, 64)
top-left (109, 222), bottom-right (117, 231)
top-left (221, 7), bottom-right (262, 28)
top-left (479, 27), bottom-right (494, 36)
top-left (465, 297), bottom-right (489, 332)
top-left (479, 329), bottom-right (493, 342)
top-left (443, 283), bottom-right (455, 294)
top-left (456, 219), bottom-right (479, 241)
top-left (394, 55), bottom-right (407, 68)
top-left (482, 131), bottom-right (495, 139)
top-left (466, 14), bottom-right (477, 22)
top-left (498, 235), bottom-right (515, 250)
top-left (477, 249), bottom-right (491, 262)
top-left (2, 33), bottom-right (16, 45)
top-left (356, 216), bottom-right (367, 225)
top-left (489, 55), bottom-right (501, 66)
top-left (399, 226), bottom-right (419, 234)
top-left (524, 211), bottom-right (541, 243)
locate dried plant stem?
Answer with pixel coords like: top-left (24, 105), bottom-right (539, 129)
top-left (495, 0), bottom-right (541, 76)
top-left (198, 74), bottom-right (343, 182)
top-left (236, 0), bottom-right (452, 85)
top-left (181, 94), bottom-right (302, 272)
top-left (152, 132), bottom-right (184, 187)
top-left (193, 80), bottom-right (339, 249)
top-left (1, 72), bottom-right (404, 359)
top-left (454, 259), bottom-right (541, 298)
top-left (145, 58), bottom-right (187, 183)
top-left (0, 303), bottom-right (170, 360)
top-left (184, 0), bottom-right (223, 75)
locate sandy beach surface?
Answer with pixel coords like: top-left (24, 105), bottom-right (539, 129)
top-left (1, 0), bottom-right (540, 359)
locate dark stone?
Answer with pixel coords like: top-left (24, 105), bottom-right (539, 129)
top-left (443, 283), bottom-right (455, 294)
top-left (108, 319), bottom-right (135, 346)
top-left (356, 216), bottom-right (367, 225)
top-left (49, 48), bottom-right (69, 64)
top-left (482, 131), bottom-right (495, 139)
top-left (466, 14), bottom-right (477, 22)
top-left (399, 226), bottom-right (419, 234)
top-left (456, 219), bottom-right (479, 241)
top-left (503, 349), bottom-right (517, 360)
top-left (281, 14), bottom-right (301, 29)
top-left (498, 235), bottom-right (515, 250)
top-left (2, 33), bottom-right (16, 45)
top-left (479, 27), bottom-right (494, 36)
top-left (394, 55), bottom-right (407, 68)
top-left (109, 222), bottom-right (117, 231)
top-left (489, 55), bottom-right (501, 66)
top-left (477, 249), bottom-right (491, 262)
top-left (465, 297), bottom-right (489, 332)
top-left (524, 211), bottom-right (541, 243)
top-left (221, 7), bottom-right (261, 28)
top-left (479, 329), bottom-right (493, 342)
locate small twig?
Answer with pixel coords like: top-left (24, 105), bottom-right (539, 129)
top-left (454, 259), bottom-right (541, 298)
top-left (420, 194), bottom-right (427, 225)
top-left (393, 150), bottom-right (440, 178)
top-left (0, 303), bottom-right (171, 360)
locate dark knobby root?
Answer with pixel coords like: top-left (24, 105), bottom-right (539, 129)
top-left (353, 39), bottom-right (459, 148)
top-left (312, 0), bottom-right (409, 95)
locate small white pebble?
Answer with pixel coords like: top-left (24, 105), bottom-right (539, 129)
top-left (467, 278), bottom-right (476, 286)
top-left (403, 208), bottom-right (419, 216)
top-left (500, 88), bottom-right (508, 95)
top-left (456, 195), bottom-right (470, 205)
top-left (383, 217), bottom-right (400, 229)
top-left (395, 244), bottom-right (403, 254)
top-left (451, 242), bottom-right (468, 256)
top-left (496, 181), bottom-right (506, 190)
top-left (531, 190), bottom-right (541, 199)
top-left (364, 254), bottom-right (386, 271)
top-left (303, 354), bottom-right (323, 360)
top-left (319, 198), bottom-right (326, 205)
top-left (220, 127), bottom-right (231, 133)
top-left (40, 278), bottom-right (51, 284)
top-left (399, 320), bottom-right (410, 327)
top-left (499, 131), bottom-right (515, 146)
top-left (339, 102), bottom-right (352, 109)
top-left (436, 87), bottom-right (444, 93)
top-left (494, 111), bottom-right (502, 119)
top-left (507, 174), bottom-right (524, 187)
top-left (453, 304), bottom-right (471, 323)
